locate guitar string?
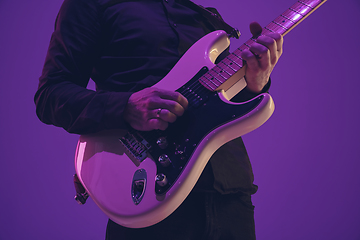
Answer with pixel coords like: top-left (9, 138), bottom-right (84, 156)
top-left (127, 0), bottom-right (321, 160)
top-left (133, 0), bottom-right (315, 137)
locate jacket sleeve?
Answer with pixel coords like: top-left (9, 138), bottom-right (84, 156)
top-left (34, 0), bottom-right (133, 134)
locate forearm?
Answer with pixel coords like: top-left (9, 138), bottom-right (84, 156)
top-left (34, 78), bottom-right (133, 134)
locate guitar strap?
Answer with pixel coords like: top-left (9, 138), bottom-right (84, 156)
top-left (180, 0), bottom-right (240, 39)
top-left (101, 0), bottom-right (240, 39)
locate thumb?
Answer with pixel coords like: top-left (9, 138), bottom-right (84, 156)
top-left (249, 21), bottom-right (262, 37)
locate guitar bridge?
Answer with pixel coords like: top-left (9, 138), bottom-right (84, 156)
top-left (119, 132), bottom-right (151, 162)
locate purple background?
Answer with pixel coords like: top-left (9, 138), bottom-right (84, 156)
top-left (1, 0), bottom-right (359, 239)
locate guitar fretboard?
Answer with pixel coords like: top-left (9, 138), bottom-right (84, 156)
top-left (199, 0), bottom-right (326, 91)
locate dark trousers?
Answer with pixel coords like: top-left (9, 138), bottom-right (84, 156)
top-left (105, 191), bottom-right (256, 240)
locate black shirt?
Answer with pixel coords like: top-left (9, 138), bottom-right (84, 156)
top-left (35, 0), bottom-right (261, 195)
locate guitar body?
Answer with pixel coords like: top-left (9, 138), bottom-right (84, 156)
top-left (74, 30), bottom-right (274, 228)
top-left (73, 0), bottom-right (327, 228)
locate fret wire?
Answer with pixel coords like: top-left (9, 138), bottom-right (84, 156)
top-left (280, 14), bottom-right (296, 23)
top-left (298, 0), bottom-right (322, 8)
top-left (216, 64), bottom-right (232, 78)
top-left (264, 26), bottom-right (275, 33)
top-left (261, 28), bottom-right (273, 35)
top-left (212, 66), bottom-right (230, 80)
top-left (198, 76), bottom-right (211, 89)
top-left (204, 72), bottom-right (221, 87)
top-left (211, 68), bottom-right (227, 85)
top-left (274, 16), bottom-right (295, 29)
top-left (267, 22), bottom-right (288, 34)
top-left (223, 57), bottom-right (238, 72)
top-left (244, 42), bottom-right (251, 48)
top-left (193, 75), bottom-right (211, 91)
top-left (183, 73), bottom-right (215, 94)
top-left (206, 70), bottom-right (223, 85)
top-left (226, 55), bottom-right (241, 72)
top-left (232, 49), bottom-right (243, 60)
top-left (199, 77), bottom-right (215, 91)
top-left (196, 0), bottom-right (325, 93)
top-left (245, 39), bottom-right (255, 47)
top-left (218, 62), bottom-right (235, 75)
top-left (185, 71), bottom-right (206, 90)
top-left (213, 65), bottom-right (231, 83)
top-left (291, 2), bottom-right (313, 15)
top-left (228, 53), bottom-right (243, 68)
top-left (272, 20), bottom-right (288, 30)
top-left (298, 0), bottom-right (313, 8)
top-left (289, 7), bottom-right (305, 16)
top-left (238, 45), bottom-right (248, 51)
top-left (204, 75), bottom-right (220, 89)
top-left (283, 9), bottom-right (303, 22)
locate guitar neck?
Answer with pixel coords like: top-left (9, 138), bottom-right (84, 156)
top-left (199, 0), bottom-right (327, 91)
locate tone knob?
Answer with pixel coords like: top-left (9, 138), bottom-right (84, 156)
top-left (156, 137), bottom-right (168, 149)
top-left (158, 154), bottom-right (171, 167)
top-left (155, 173), bottom-right (168, 187)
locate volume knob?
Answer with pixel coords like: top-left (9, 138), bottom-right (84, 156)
top-left (155, 173), bottom-right (168, 187)
top-left (158, 154), bottom-right (171, 167)
top-left (156, 137), bottom-right (168, 149)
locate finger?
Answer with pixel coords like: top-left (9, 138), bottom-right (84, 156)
top-left (249, 21), bottom-right (262, 36)
top-left (152, 108), bottom-right (177, 123)
top-left (268, 32), bottom-right (283, 54)
top-left (149, 98), bottom-right (186, 117)
top-left (259, 32), bottom-right (283, 56)
top-left (159, 108), bottom-right (177, 123)
top-left (148, 118), bottom-right (168, 131)
top-left (242, 44), bottom-right (271, 70)
top-left (160, 99), bottom-right (186, 116)
top-left (256, 35), bottom-right (278, 65)
top-left (240, 48), bottom-right (260, 71)
top-left (158, 90), bottom-right (189, 109)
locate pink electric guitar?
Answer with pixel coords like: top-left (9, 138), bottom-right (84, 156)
top-left (74, 0), bottom-right (326, 228)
